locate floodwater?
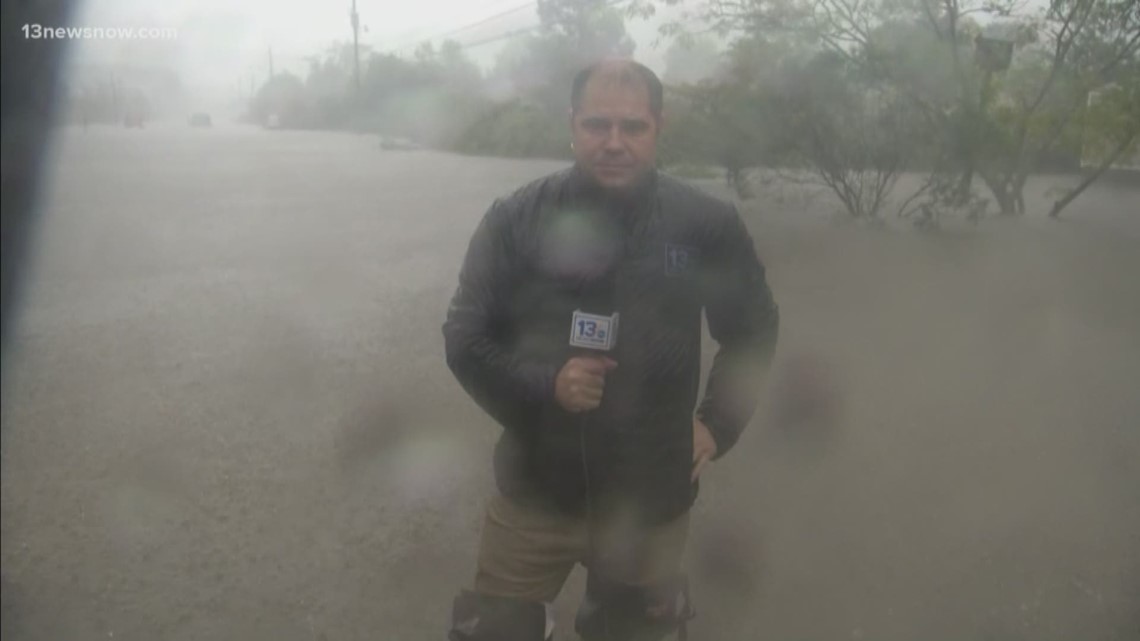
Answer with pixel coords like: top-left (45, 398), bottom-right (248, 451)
top-left (3, 124), bottom-right (1138, 640)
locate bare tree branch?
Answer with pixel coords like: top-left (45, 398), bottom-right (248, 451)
top-left (1050, 129), bottom-right (1138, 217)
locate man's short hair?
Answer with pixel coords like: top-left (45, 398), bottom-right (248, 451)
top-left (571, 59), bottom-right (664, 118)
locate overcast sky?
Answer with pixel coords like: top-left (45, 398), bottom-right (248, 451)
top-left (64, 0), bottom-right (1048, 111)
top-left (70, 0), bottom-right (684, 93)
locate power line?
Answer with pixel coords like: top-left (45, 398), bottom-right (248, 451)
top-left (453, 24), bottom-right (541, 51)
top-left (435, 1), bottom-right (537, 42)
top-left (449, 0), bottom-right (632, 52)
top-left (385, 0), bottom-right (538, 54)
top-left (380, 0), bottom-right (519, 48)
top-left (386, 0), bottom-right (634, 57)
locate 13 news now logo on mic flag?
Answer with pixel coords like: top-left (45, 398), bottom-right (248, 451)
top-left (569, 310), bottom-right (619, 351)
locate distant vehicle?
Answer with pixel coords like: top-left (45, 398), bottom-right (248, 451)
top-left (123, 111), bottom-right (144, 128)
top-left (189, 113), bottom-right (212, 128)
top-left (266, 113), bottom-right (281, 129)
top-left (378, 136), bottom-right (423, 151)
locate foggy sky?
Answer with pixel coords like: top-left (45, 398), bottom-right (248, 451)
top-left (69, 0), bottom-right (684, 108)
top-left (64, 0), bottom-right (1046, 115)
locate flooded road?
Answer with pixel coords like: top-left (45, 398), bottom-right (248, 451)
top-left (3, 124), bottom-right (1138, 640)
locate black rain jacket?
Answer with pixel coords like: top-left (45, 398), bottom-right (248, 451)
top-left (443, 167), bottom-right (779, 525)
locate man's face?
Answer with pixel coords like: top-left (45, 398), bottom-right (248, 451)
top-left (571, 77), bottom-right (661, 192)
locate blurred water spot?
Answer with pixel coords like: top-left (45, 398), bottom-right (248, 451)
top-left (334, 397), bottom-right (466, 502)
top-left (692, 514), bottom-right (765, 597)
top-left (334, 400), bottom-right (407, 476)
top-left (765, 350), bottom-right (845, 452)
top-left (385, 434), bottom-right (466, 503)
top-left (540, 208), bottom-right (622, 280)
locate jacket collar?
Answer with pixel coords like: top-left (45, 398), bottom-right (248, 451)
top-left (567, 163), bottom-right (658, 211)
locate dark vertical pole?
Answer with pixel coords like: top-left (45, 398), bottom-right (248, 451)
top-left (2, 0), bottom-right (76, 357)
top-left (110, 71), bottom-right (119, 120)
top-left (350, 0), bottom-right (362, 130)
top-left (351, 0), bottom-right (361, 95)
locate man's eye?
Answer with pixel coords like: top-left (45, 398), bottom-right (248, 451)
top-left (621, 121), bottom-right (649, 135)
top-left (583, 119), bottom-right (611, 133)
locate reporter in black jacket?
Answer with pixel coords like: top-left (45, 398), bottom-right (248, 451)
top-left (443, 59), bottom-right (778, 641)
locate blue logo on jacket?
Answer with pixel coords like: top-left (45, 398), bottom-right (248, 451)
top-left (665, 244), bottom-right (698, 276)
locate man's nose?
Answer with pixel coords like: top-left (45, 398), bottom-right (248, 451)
top-left (603, 125), bottom-right (624, 151)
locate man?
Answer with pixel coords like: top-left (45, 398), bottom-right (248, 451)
top-left (443, 59), bottom-right (779, 641)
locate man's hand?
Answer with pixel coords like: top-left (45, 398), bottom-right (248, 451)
top-left (555, 356), bottom-right (618, 413)
top-left (692, 418), bottom-right (718, 482)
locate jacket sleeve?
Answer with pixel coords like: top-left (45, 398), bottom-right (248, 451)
top-left (442, 198), bottom-right (560, 435)
top-left (696, 207), bottom-right (779, 458)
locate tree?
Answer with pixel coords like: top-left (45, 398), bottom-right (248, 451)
top-left (1050, 78), bottom-right (1140, 217)
top-left (661, 79), bottom-right (769, 196)
top-left (774, 50), bottom-right (923, 218)
top-left (662, 31), bottom-right (922, 214)
top-left (250, 73), bottom-right (311, 128)
top-left (513, 0), bottom-right (637, 109)
top-left (456, 0), bottom-right (640, 158)
top-left (245, 36), bottom-right (488, 146)
top-left (663, 37), bottom-right (797, 197)
top-left (538, 0), bottom-right (637, 56)
top-left (305, 43), bottom-right (355, 128)
top-left (438, 40), bottom-right (484, 93)
top-left (354, 40), bottom-right (486, 145)
top-left (972, 0), bottom-right (1140, 215)
top-left (667, 0), bottom-right (1140, 216)
top-left (663, 36), bottom-right (723, 84)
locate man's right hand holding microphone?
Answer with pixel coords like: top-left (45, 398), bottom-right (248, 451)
top-left (554, 356), bottom-right (618, 413)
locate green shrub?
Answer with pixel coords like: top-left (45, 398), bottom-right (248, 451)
top-left (452, 99), bottom-right (571, 159)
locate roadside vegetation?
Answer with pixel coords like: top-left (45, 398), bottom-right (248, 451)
top-left (231, 0), bottom-right (1138, 222)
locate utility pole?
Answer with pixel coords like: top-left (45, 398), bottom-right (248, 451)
top-left (110, 71), bottom-right (119, 119)
top-left (268, 47), bottom-right (275, 80)
top-left (350, 0), bottom-right (361, 95)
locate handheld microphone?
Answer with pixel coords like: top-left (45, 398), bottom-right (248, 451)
top-left (568, 308), bottom-right (618, 522)
top-left (568, 309), bottom-right (619, 352)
